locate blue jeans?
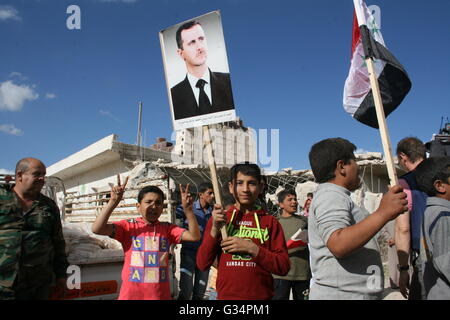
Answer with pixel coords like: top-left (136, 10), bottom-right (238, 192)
top-left (178, 250), bottom-right (210, 300)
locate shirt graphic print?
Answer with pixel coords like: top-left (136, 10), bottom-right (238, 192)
top-left (128, 235), bottom-right (170, 284)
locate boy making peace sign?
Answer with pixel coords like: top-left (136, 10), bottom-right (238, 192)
top-left (92, 176), bottom-right (200, 300)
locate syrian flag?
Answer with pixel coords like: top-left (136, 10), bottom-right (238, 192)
top-left (286, 228), bottom-right (308, 250)
top-left (343, 0), bottom-right (412, 128)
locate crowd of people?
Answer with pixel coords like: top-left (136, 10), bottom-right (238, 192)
top-left (0, 136), bottom-right (449, 300)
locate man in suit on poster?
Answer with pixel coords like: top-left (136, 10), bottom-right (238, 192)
top-left (171, 20), bottom-right (234, 120)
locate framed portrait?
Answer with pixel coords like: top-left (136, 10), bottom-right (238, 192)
top-left (159, 11), bottom-right (236, 131)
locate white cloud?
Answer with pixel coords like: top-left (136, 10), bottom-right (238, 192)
top-left (99, 109), bottom-right (121, 122)
top-left (45, 93), bottom-right (57, 99)
top-left (0, 5), bottom-right (21, 21)
top-left (0, 80), bottom-right (39, 111)
top-left (8, 72), bottom-right (27, 80)
top-left (0, 168), bottom-right (14, 175)
top-left (0, 124), bottom-right (24, 136)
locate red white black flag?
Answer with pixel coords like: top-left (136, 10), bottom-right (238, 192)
top-left (343, 0), bottom-right (412, 128)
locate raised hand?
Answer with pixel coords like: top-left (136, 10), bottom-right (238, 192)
top-left (92, 174), bottom-right (129, 237)
top-left (179, 184), bottom-right (201, 242)
top-left (210, 203), bottom-right (227, 238)
top-left (110, 174), bottom-right (129, 205)
top-left (376, 185), bottom-right (408, 221)
top-left (180, 184), bottom-right (193, 210)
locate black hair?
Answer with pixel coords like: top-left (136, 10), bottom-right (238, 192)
top-left (396, 137), bottom-right (426, 163)
top-left (307, 192), bottom-right (314, 198)
top-left (229, 162), bottom-right (262, 183)
top-left (277, 189), bottom-right (297, 204)
top-left (138, 186), bottom-right (165, 203)
top-left (415, 156), bottom-right (450, 196)
top-left (309, 138), bottom-right (357, 183)
top-left (198, 182), bottom-right (213, 194)
top-left (176, 20), bottom-right (201, 50)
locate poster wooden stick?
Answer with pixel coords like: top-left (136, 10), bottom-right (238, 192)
top-left (203, 125), bottom-right (228, 240)
top-left (365, 57), bottom-right (399, 187)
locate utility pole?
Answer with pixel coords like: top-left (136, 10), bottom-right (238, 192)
top-left (136, 101), bottom-right (143, 147)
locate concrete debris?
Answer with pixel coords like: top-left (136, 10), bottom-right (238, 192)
top-left (355, 152), bottom-right (383, 160)
top-left (357, 159), bottom-right (386, 166)
top-left (155, 162), bottom-right (205, 169)
top-left (265, 168), bottom-right (315, 180)
top-left (127, 162), bottom-right (167, 188)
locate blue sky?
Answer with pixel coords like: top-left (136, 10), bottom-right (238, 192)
top-left (1, 0), bottom-right (449, 174)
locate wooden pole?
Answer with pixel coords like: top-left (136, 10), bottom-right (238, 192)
top-left (203, 125), bottom-right (228, 240)
top-left (365, 57), bottom-right (399, 187)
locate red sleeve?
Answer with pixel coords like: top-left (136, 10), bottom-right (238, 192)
top-left (112, 220), bottom-right (129, 243)
top-left (196, 218), bottom-right (221, 271)
top-left (254, 217), bottom-right (290, 276)
top-left (168, 223), bottom-right (185, 245)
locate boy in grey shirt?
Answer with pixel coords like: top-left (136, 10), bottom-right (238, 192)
top-left (415, 156), bottom-right (450, 299)
top-left (308, 138), bottom-right (408, 299)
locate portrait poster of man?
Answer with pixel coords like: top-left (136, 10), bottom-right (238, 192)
top-left (160, 11), bottom-right (236, 131)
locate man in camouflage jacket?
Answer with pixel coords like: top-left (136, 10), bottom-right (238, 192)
top-left (0, 158), bottom-right (68, 300)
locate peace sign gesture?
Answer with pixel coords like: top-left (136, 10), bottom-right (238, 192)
top-left (180, 184), bottom-right (193, 210)
top-left (110, 174), bottom-right (129, 205)
top-left (92, 174), bottom-right (130, 237)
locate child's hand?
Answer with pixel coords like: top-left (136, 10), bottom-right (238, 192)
top-left (180, 184), bottom-right (193, 211)
top-left (221, 237), bottom-right (259, 257)
top-left (210, 204), bottom-right (226, 237)
top-left (110, 174), bottom-right (129, 206)
top-left (376, 185), bottom-right (408, 221)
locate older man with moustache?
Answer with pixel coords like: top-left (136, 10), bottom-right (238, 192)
top-left (0, 158), bottom-right (68, 300)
